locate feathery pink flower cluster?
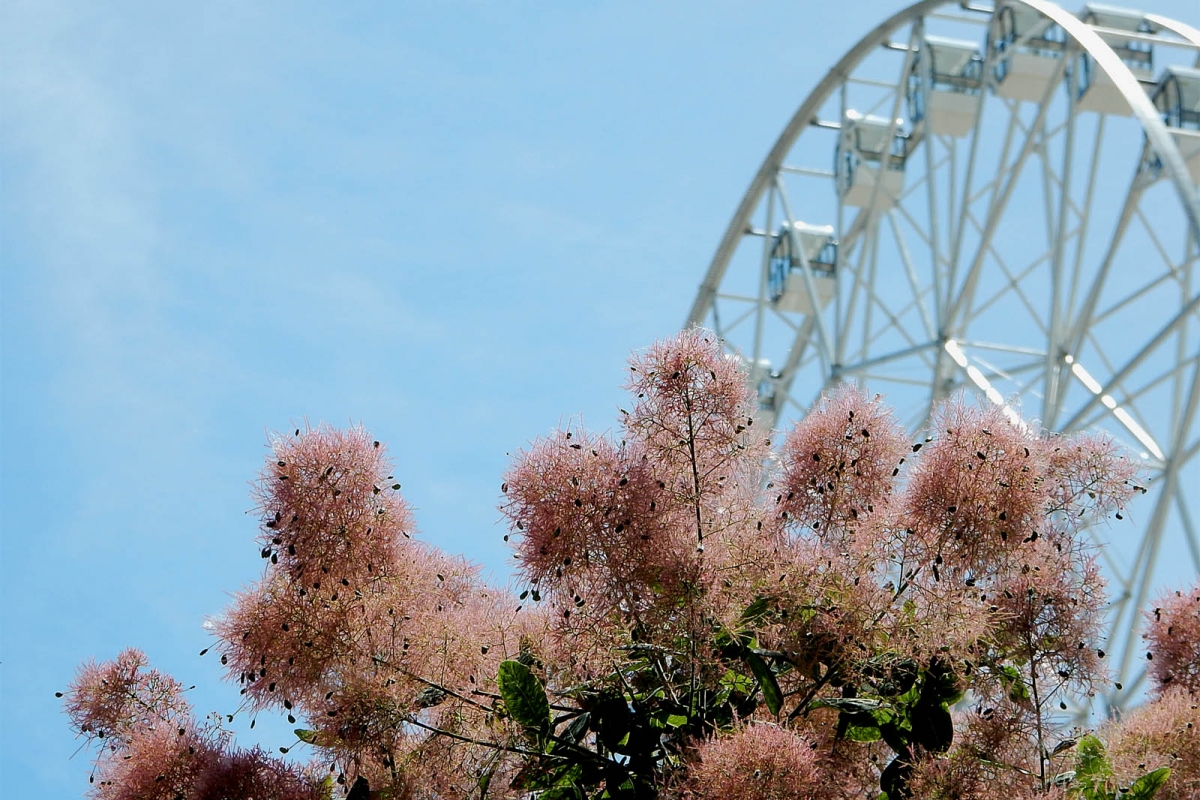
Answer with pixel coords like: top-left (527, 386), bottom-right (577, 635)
top-left (65, 649), bottom-right (191, 747)
top-left (903, 402), bottom-right (1051, 574)
top-left (1145, 582), bottom-right (1200, 695)
top-left (1088, 580), bottom-right (1200, 799)
top-left (65, 331), bottom-right (1166, 800)
top-left (680, 723), bottom-right (824, 800)
top-left (212, 424), bottom-right (536, 795)
top-left (63, 650), bottom-right (322, 800)
top-left (503, 330), bottom-right (767, 674)
top-left (777, 384), bottom-right (909, 545)
top-left (1105, 686), bottom-right (1200, 800)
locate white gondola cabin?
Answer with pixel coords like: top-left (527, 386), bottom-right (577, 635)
top-left (1150, 65), bottom-right (1200, 182)
top-left (990, 4), bottom-right (1067, 102)
top-left (1075, 4), bottom-right (1155, 115)
top-left (741, 356), bottom-right (780, 425)
top-left (835, 110), bottom-right (909, 208)
top-left (907, 34), bottom-right (984, 137)
top-left (768, 222), bottom-right (837, 315)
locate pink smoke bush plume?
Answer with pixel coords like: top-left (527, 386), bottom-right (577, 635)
top-left (63, 330), bottom-right (1196, 800)
top-left (1144, 582), bottom-right (1200, 695)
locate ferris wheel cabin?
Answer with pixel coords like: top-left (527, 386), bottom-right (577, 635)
top-left (834, 110), bottom-right (909, 208)
top-left (1150, 65), bottom-right (1200, 182)
top-left (767, 222), bottom-right (837, 316)
top-left (907, 34), bottom-right (984, 137)
top-left (1074, 4), bottom-right (1156, 115)
top-left (990, 3), bottom-right (1067, 102)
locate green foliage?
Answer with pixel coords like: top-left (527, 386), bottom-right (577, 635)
top-left (346, 776), bottom-right (370, 800)
top-left (498, 660), bottom-right (551, 735)
top-left (1125, 768), bottom-right (1172, 800)
top-left (743, 651), bottom-right (783, 716)
top-left (294, 728), bottom-right (320, 745)
top-left (810, 659), bottom-right (960, 799)
top-left (1063, 734), bottom-right (1170, 800)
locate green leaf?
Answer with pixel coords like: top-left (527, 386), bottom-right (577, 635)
top-left (869, 705), bottom-right (897, 727)
top-left (478, 764), bottom-right (496, 798)
top-left (540, 787), bottom-right (583, 800)
top-left (996, 664), bottom-right (1030, 703)
top-left (739, 596), bottom-right (774, 627)
top-left (880, 758), bottom-right (911, 800)
top-left (1125, 767), bottom-right (1170, 800)
top-left (744, 652), bottom-right (783, 715)
top-left (594, 695), bottom-right (633, 753)
top-left (317, 774), bottom-right (335, 800)
top-left (498, 660), bottom-right (551, 733)
top-left (346, 776), bottom-right (370, 800)
top-left (911, 699), bottom-right (953, 753)
top-left (809, 697), bottom-right (886, 714)
top-left (1075, 734), bottom-right (1112, 787)
top-left (649, 708), bottom-right (688, 729)
top-left (558, 712), bottom-right (591, 744)
top-left (294, 728), bottom-right (320, 745)
top-left (536, 764), bottom-right (585, 799)
top-left (719, 669), bottom-right (754, 695)
top-left (923, 660), bottom-right (963, 705)
top-left (845, 722), bottom-right (882, 742)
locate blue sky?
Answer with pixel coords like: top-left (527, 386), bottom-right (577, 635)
top-left (3, 1), bottom-right (1198, 795)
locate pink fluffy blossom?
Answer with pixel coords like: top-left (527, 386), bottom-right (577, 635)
top-left (90, 725), bottom-right (214, 800)
top-left (1106, 685), bottom-right (1200, 800)
top-left (983, 538), bottom-right (1108, 694)
top-left (65, 651), bottom-right (324, 800)
top-left (625, 329), bottom-right (765, 500)
top-left (254, 424), bottom-right (415, 590)
top-left (777, 384), bottom-right (907, 548)
top-left (61, 332), bottom-right (1160, 800)
top-left (503, 330), bottom-right (773, 672)
top-left (64, 648), bottom-right (191, 748)
top-left (1044, 431), bottom-right (1139, 524)
top-left (682, 723), bottom-right (823, 800)
top-left (1145, 582), bottom-right (1200, 695)
top-left (903, 400), bottom-right (1050, 575)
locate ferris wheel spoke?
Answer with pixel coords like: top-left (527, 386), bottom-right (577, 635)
top-left (838, 23), bottom-right (922, 366)
top-left (961, 213), bottom-right (1053, 333)
top-left (947, 90), bottom-right (1006, 299)
top-left (950, 60), bottom-right (1067, 333)
top-left (1091, 268), bottom-right (1183, 326)
top-left (886, 211), bottom-right (938, 339)
top-left (1114, 447), bottom-right (1189, 688)
top-left (958, 340), bottom-right (1047, 357)
top-left (1065, 182), bottom-right (1145, 360)
top-left (859, 371), bottom-right (941, 388)
top-left (1175, 474), bottom-right (1200, 573)
top-left (1065, 116), bottom-right (1108, 318)
top-left (923, 133), bottom-right (946, 323)
top-left (1135, 207), bottom-right (1192, 282)
top-left (1098, 355), bottom-right (1200, 424)
top-left (775, 316), bottom-right (819, 399)
top-left (851, 275), bottom-right (940, 369)
top-left (712, 299), bottom-right (758, 330)
top-left (838, 340), bottom-right (941, 378)
top-left (1062, 291), bottom-right (1200, 433)
top-left (858, 232), bottom-right (884, 364)
top-left (751, 184), bottom-right (778, 369)
top-left (773, 176), bottom-right (837, 375)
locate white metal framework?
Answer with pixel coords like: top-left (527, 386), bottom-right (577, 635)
top-left (688, 0), bottom-right (1200, 712)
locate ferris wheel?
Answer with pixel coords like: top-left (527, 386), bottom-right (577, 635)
top-left (687, 0), bottom-right (1200, 711)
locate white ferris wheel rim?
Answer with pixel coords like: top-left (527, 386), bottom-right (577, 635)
top-left (688, 0), bottom-right (1199, 320)
top-left (687, 0), bottom-right (1200, 712)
